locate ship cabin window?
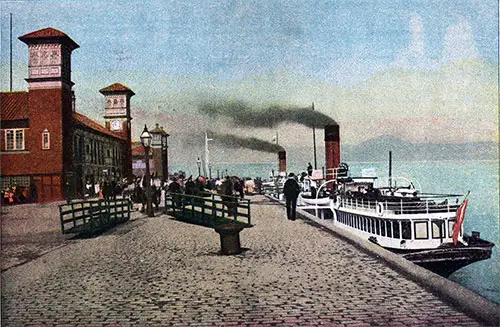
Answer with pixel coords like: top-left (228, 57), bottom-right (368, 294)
top-left (386, 221), bottom-right (392, 237)
top-left (393, 221), bottom-right (401, 239)
top-left (402, 221), bottom-right (412, 240)
top-left (370, 218), bottom-right (376, 234)
top-left (414, 221), bottom-right (428, 239)
top-left (380, 220), bottom-right (386, 236)
top-left (363, 217), bottom-right (367, 232)
top-left (448, 220), bottom-right (460, 238)
top-left (375, 219), bottom-right (380, 235)
top-left (432, 221), bottom-right (444, 239)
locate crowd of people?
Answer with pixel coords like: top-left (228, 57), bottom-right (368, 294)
top-left (2, 183), bottom-right (37, 205)
top-left (122, 172), bottom-right (264, 213)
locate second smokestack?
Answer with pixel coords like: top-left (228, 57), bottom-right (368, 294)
top-left (324, 124), bottom-right (340, 180)
top-left (278, 150), bottom-right (286, 173)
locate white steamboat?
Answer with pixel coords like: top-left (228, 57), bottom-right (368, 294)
top-left (297, 163), bottom-right (494, 277)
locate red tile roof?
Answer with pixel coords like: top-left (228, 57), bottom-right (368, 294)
top-left (19, 27), bottom-right (79, 50)
top-left (73, 112), bottom-right (126, 140)
top-left (99, 83), bottom-right (135, 95)
top-left (0, 92), bottom-right (29, 121)
top-left (131, 142), bottom-right (152, 157)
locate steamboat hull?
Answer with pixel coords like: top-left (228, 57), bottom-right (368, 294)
top-left (307, 202), bottom-right (495, 277)
top-left (399, 240), bottom-right (495, 277)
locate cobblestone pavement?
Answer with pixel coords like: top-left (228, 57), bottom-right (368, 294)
top-left (1, 196), bottom-right (489, 326)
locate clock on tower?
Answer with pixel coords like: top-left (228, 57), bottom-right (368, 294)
top-left (110, 120), bottom-right (122, 131)
top-left (99, 83), bottom-right (135, 134)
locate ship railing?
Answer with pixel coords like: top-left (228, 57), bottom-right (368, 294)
top-left (325, 167), bottom-right (349, 180)
top-left (340, 193), bottom-right (462, 215)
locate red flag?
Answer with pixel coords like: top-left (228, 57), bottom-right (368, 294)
top-left (453, 192), bottom-right (470, 245)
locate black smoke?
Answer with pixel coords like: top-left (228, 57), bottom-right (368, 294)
top-left (211, 132), bottom-right (284, 153)
top-left (199, 101), bottom-right (337, 128)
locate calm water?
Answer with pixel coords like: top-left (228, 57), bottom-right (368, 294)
top-left (171, 160), bottom-right (499, 303)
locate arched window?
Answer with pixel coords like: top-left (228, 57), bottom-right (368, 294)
top-left (42, 129), bottom-right (50, 149)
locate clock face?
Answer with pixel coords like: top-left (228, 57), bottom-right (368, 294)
top-left (111, 120), bottom-right (122, 131)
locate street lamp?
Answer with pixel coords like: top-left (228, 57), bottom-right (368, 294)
top-left (196, 157), bottom-right (202, 176)
top-left (140, 125), bottom-right (154, 217)
top-left (160, 127), bottom-right (169, 181)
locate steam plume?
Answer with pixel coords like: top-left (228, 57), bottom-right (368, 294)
top-left (211, 132), bottom-right (284, 153)
top-left (199, 101), bottom-right (337, 128)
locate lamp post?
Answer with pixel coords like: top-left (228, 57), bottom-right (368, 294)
top-left (160, 127), bottom-right (169, 181)
top-left (196, 157), bottom-right (201, 176)
top-left (140, 125), bottom-right (154, 217)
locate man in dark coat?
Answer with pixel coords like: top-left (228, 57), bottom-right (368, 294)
top-left (283, 173), bottom-right (301, 221)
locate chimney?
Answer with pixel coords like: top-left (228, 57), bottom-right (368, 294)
top-left (324, 124), bottom-right (340, 180)
top-left (278, 150), bottom-right (286, 173)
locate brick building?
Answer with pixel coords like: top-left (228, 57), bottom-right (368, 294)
top-left (1, 27), bottom-right (133, 202)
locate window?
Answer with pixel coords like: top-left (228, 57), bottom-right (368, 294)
top-left (386, 221), bottom-right (392, 238)
top-left (393, 221), bottom-right (400, 239)
top-left (414, 221), bottom-right (429, 239)
top-left (402, 221), bottom-right (412, 240)
top-left (432, 221), bottom-right (444, 239)
top-left (448, 220), bottom-right (460, 238)
top-left (42, 129), bottom-right (50, 149)
top-left (380, 220), bottom-right (386, 236)
top-left (5, 129), bottom-right (25, 151)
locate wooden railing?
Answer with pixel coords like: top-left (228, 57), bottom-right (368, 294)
top-left (59, 198), bottom-right (131, 235)
top-left (165, 192), bottom-right (252, 228)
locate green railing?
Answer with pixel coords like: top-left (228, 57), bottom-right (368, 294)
top-left (165, 192), bottom-right (252, 228)
top-left (59, 198), bottom-right (132, 235)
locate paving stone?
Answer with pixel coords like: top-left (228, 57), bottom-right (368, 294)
top-left (1, 196), bottom-right (489, 326)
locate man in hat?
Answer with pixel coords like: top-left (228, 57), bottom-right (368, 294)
top-left (283, 172), bottom-right (301, 221)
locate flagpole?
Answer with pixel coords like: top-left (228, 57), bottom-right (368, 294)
top-left (10, 13), bottom-right (13, 92)
top-left (312, 102), bottom-right (317, 170)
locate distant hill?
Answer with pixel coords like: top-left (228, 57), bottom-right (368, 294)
top-left (342, 135), bottom-right (498, 162)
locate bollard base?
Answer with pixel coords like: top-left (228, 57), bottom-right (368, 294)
top-left (214, 223), bottom-right (246, 255)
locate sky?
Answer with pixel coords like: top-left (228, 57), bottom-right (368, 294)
top-left (0, 0), bottom-right (498, 165)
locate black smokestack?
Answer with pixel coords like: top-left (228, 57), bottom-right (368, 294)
top-left (212, 132), bottom-right (284, 153)
top-left (199, 101), bottom-right (337, 128)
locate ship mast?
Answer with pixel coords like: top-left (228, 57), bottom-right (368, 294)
top-left (204, 131), bottom-right (213, 178)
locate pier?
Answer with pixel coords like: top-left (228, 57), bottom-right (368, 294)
top-left (2, 195), bottom-right (498, 326)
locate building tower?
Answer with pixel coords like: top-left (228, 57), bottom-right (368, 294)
top-left (150, 123), bottom-right (169, 179)
top-left (18, 27), bottom-right (79, 200)
top-left (99, 83), bottom-right (135, 181)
